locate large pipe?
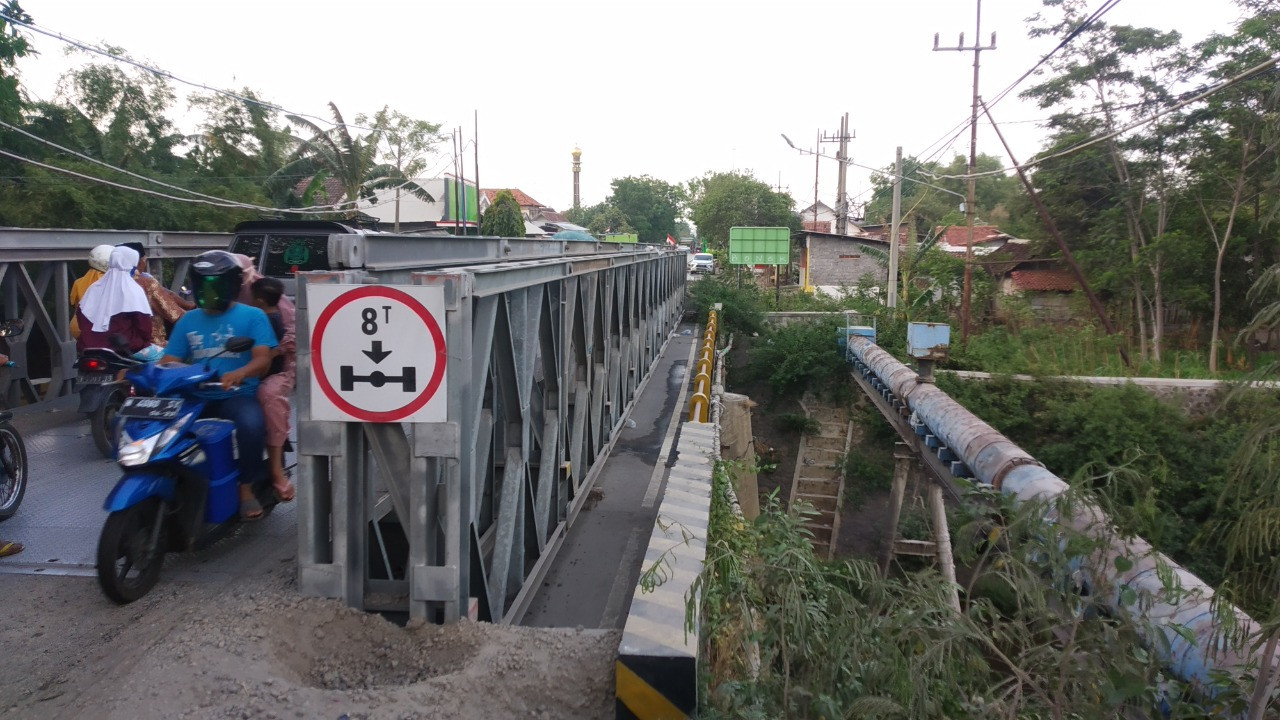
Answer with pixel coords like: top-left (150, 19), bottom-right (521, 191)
top-left (847, 335), bottom-right (1273, 694)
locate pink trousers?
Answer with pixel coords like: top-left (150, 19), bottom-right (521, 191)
top-left (258, 367), bottom-right (294, 447)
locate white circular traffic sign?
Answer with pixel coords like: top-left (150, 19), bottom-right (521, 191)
top-left (308, 284), bottom-right (447, 423)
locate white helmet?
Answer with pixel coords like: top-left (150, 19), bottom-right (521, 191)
top-left (88, 244), bottom-right (114, 272)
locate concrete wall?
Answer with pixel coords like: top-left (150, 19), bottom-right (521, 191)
top-left (941, 369), bottom-right (1273, 417)
top-left (807, 237), bottom-right (887, 288)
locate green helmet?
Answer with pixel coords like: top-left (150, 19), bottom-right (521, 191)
top-left (189, 251), bottom-right (244, 312)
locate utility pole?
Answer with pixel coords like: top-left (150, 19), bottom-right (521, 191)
top-left (474, 110), bottom-right (481, 223)
top-left (820, 113), bottom-right (854, 235)
top-left (887, 146), bottom-right (903, 308)
top-left (812, 130), bottom-right (820, 231)
top-left (935, 0), bottom-right (996, 345)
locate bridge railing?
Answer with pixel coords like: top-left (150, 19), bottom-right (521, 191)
top-left (0, 228), bottom-right (231, 407)
top-left (294, 249), bottom-right (687, 622)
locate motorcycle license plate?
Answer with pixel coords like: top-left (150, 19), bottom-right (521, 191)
top-left (118, 397), bottom-right (183, 420)
top-left (76, 375), bottom-right (113, 384)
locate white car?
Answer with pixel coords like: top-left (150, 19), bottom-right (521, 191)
top-left (688, 253), bottom-right (716, 274)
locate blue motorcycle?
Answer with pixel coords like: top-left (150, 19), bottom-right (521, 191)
top-left (95, 336), bottom-right (277, 604)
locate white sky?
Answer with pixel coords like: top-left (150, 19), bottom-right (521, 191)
top-left (11, 0), bottom-right (1246, 222)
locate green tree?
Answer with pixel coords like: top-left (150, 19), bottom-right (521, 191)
top-left (0, 1), bottom-right (34, 123)
top-left (687, 171), bottom-right (799, 252)
top-left (481, 189), bottom-right (526, 237)
top-left (270, 102), bottom-right (434, 220)
top-left (356, 105), bottom-right (443, 231)
top-left (1023, 0), bottom-right (1190, 363)
top-left (608, 175), bottom-right (684, 243)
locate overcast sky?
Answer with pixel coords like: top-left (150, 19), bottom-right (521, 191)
top-left (11, 0), bottom-right (1246, 223)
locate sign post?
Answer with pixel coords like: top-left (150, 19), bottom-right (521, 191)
top-left (307, 284), bottom-right (448, 423)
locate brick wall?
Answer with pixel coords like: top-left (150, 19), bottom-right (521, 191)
top-left (808, 237), bottom-right (888, 287)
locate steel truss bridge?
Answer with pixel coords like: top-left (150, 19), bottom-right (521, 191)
top-left (0, 228), bottom-right (686, 626)
top-left (295, 248), bottom-right (686, 623)
top-left (0, 228), bottom-right (232, 406)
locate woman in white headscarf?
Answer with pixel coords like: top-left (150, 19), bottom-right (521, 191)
top-left (75, 246), bottom-right (165, 361)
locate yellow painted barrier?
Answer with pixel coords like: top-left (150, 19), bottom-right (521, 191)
top-left (688, 392), bottom-right (709, 422)
top-left (696, 358), bottom-right (712, 379)
top-left (694, 372), bottom-right (711, 398)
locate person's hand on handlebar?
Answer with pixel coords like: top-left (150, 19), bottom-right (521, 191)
top-left (219, 368), bottom-right (250, 391)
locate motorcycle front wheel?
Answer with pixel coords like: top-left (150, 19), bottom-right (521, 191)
top-left (0, 423), bottom-right (27, 521)
top-left (96, 497), bottom-right (168, 604)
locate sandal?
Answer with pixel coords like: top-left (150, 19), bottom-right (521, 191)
top-left (0, 540), bottom-right (24, 558)
top-left (240, 496), bottom-right (264, 521)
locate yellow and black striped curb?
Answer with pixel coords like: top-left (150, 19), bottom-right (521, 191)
top-left (617, 421), bottom-right (716, 719)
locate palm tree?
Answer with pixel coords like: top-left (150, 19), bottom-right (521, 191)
top-left (270, 102), bottom-right (433, 220)
top-left (860, 222), bottom-right (947, 321)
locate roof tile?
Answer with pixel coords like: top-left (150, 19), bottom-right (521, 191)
top-left (482, 188), bottom-right (546, 209)
top-left (1011, 269), bottom-right (1076, 292)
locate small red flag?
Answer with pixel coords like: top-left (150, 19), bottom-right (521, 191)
top-left (666, 234), bottom-right (676, 246)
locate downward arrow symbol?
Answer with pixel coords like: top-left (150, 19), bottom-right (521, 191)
top-left (363, 341), bottom-right (392, 364)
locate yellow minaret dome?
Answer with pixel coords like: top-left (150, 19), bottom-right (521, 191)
top-left (572, 146), bottom-right (582, 160)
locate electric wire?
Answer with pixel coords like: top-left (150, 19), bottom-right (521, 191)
top-left (0, 137), bottom-right (470, 215)
top-left (926, 51), bottom-right (1280, 180)
top-left (0, 11), bottom-right (376, 133)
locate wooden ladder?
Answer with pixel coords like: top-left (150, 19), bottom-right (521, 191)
top-left (789, 393), bottom-right (854, 560)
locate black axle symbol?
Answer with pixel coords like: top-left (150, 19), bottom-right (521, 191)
top-left (340, 365), bottom-right (416, 392)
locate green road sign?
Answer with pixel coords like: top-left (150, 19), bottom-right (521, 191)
top-left (728, 227), bottom-right (790, 265)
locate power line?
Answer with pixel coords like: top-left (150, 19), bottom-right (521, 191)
top-left (906, 0), bottom-right (1124, 171)
top-left (0, 140), bottom-right (465, 215)
top-left (927, 51), bottom-right (1280, 181)
top-left (0, 11), bottom-right (376, 133)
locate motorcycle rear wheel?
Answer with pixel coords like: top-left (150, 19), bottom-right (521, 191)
top-left (90, 390), bottom-right (124, 459)
top-left (97, 498), bottom-right (167, 604)
top-left (0, 424), bottom-right (26, 521)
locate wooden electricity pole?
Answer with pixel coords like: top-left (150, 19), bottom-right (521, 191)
top-left (935, 0), bottom-right (996, 345)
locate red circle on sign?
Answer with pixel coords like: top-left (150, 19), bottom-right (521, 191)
top-left (311, 285), bottom-right (447, 422)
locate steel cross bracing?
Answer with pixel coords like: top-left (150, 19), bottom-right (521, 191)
top-left (0, 228), bottom-right (231, 407)
top-left (294, 250), bottom-right (686, 622)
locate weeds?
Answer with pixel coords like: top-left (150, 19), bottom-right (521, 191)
top-left (691, 461), bottom-right (1250, 718)
top-left (775, 413), bottom-right (820, 435)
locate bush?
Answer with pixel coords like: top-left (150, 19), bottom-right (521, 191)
top-left (688, 274), bottom-right (766, 335)
top-left (745, 319), bottom-right (847, 397)
top-left (775, 413), bottom-right (820, 435)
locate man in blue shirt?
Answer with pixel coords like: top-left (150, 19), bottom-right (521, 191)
top-left (160, 251), bottom-right (277, 519)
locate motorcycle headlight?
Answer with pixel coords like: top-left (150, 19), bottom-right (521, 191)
top-left (118, 434), bottom-right (159, 467)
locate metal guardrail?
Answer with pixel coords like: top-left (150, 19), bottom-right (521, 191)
top-left (294, 250), bottom-right (687, 622)
top-left (0, 228), bottom-right (231, 407)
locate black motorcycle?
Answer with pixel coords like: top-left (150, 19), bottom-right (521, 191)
top-left (74, 348), bottom-right (137, 458)
top-left (0, 319), bottom-right (27, 520)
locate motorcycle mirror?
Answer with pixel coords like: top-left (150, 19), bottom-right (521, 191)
top-left (0, 318), bottom-right (23, 338)
top-left (224, 336), bottom-right (254, 354)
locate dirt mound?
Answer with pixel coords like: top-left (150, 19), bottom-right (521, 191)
top-left (267, 603), bottom-right (483, 690)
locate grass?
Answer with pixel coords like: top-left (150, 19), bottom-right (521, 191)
top-left (946, 324), bottom-right (1277, 380)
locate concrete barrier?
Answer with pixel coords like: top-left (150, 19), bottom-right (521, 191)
top-left (616, 422), bottom-right (716, 720)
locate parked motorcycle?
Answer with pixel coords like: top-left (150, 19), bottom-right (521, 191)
top-left (95, 336), bottom-right (277, 604)
top-left (74, 349), bottom-right (135, 458)
top-left (0, 319), bottom-right (27, 521)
